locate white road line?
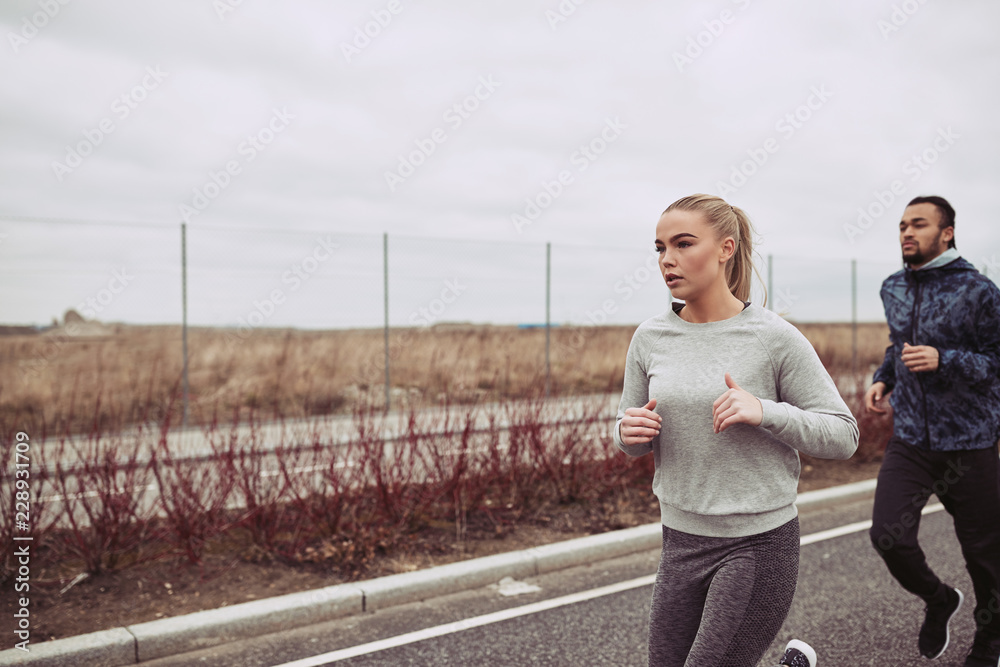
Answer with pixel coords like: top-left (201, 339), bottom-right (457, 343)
top-left (40, 483), bottom-right (157, 503)
top-left (800, 502), bottom-right (944, 546)
top-left (272, 576), bottom-right (656, 667)
top-left (269, 503), bottom-right (947, 667)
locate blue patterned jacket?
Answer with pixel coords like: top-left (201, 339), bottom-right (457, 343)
top-left (873, 256), bottom-right (1000, 451)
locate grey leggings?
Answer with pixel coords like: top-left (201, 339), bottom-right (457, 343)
top-left (648, 518), bottom-right (800, 667)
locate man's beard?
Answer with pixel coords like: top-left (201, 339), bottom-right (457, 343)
top-left (903, 246), bottom-right (929, 266)
top-left (903, 233), bottom-right (943, 266)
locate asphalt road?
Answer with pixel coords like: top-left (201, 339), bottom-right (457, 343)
top-left (139, 494), bottom-right (981, 667)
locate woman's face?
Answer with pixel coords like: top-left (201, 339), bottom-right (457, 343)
top-left (654, 209), bottom-right (734, 301)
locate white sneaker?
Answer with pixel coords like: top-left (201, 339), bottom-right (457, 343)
top-left (778, 639), bottom-right (817, 667)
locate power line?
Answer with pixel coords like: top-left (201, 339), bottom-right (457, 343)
top-left (0, 214), bottom-right (175, 229)
top-left (0, 213), bottom-right (992, 263)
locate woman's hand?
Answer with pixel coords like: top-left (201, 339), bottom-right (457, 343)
top-left (712, 373), bottom-right (763, 433)
top-left (620, 399), bottom-right (661, 445)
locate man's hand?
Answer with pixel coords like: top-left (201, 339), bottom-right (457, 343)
top-left (712, 373), bottom-right (763, 434)
top-left (902, 342), bottom-right (939, 373)
top-left (864, 381), bottom-right (889, 414)
top-left (620, 398), bottom-right (661, 445)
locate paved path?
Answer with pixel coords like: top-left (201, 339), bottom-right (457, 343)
top-left (42, 481), bottom-right (972, 667)
top-left (27, 393), bottom-right (622, 471)
top-left (26, 393), bottom-right (621, 529)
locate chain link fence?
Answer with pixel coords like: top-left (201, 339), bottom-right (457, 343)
top-left (1, 216), bottom-right (996, 419)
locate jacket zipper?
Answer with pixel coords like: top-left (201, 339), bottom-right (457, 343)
top-left (911, 279), bottom-right (932, 448)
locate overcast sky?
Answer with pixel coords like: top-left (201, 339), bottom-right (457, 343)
top-left (1, 1), bottom-right (998, 328)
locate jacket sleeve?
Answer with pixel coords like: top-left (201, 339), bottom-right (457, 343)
top-left (757, 327), bottom-right (859, 460)
top-left (872, 343), bottom-right (896, 391)
top-left (872, 284), bottom-right (897, 391)
top-left (937, 281), bottom-right (1000, 386)
top-left (613, 329), bottom-right (655, 457)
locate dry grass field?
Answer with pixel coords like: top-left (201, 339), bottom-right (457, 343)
top-left (1, 319), bottom-right (890, 437)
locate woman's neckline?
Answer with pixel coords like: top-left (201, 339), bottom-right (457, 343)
top-left (670, 300), bottom-right (751, 326)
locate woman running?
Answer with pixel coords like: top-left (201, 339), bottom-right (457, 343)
top-left (614, 194), bottom-right (859, 666)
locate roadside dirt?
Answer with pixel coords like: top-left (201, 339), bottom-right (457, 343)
top-left (4, 457), bottom-right (883, 644)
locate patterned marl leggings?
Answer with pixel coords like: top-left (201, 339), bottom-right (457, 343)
top-left (647, 518), bottom-right (800, 667)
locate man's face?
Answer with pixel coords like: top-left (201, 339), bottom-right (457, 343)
top-left (899, 203), bottom-right (954, 268)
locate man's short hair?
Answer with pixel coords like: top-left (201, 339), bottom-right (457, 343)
top-left (907, 195), bottom-right (956, 249)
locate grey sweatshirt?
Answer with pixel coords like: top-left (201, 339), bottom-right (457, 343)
top-left (614, 302), bottom-right (859, 538)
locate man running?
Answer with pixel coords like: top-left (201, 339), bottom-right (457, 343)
top-left (866, 195), bottom-right (1000, 666)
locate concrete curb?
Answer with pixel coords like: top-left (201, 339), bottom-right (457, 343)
top-left (0, 479), bottom-right (877, 666)
top-left (797, 477), bottom-right (877, 511)
top-left (0, 628), bottom-right (135, 667)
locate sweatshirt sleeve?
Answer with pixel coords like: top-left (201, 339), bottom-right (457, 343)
top-left (613, 327), bottom-right (655, 457)
top-left (756, 325), bottom-right (859, 460)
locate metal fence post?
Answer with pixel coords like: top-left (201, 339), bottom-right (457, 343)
top-left (767, 254), bottom-right (773, 309)
top-left (181, 222), bottom-right (189, 427)
top-left (851, 258), bottom-right (858, 378)
top-left (383, 232), bottom-right (390, 413)
top-left (545, 241), bottom-right (551, 398)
